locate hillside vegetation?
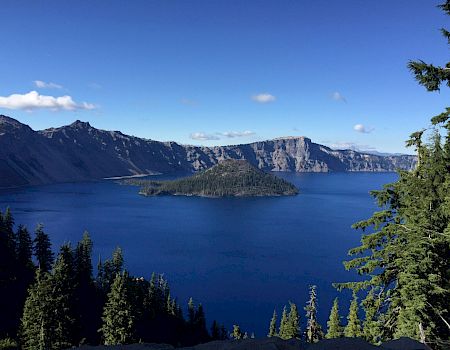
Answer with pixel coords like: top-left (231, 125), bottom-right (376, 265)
top-left (124, 160), bottom-right (299, 197)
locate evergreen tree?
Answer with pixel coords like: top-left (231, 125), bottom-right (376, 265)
top-left (326, 298), bottom-right (343, 339)
top-left (194, 303), bottom-right (209, 342)
top-left (73, 232), bottom-right (98, 344)
top-left (344, 295), bottom-right (362, 338)
top-left (278, 306), bottom-right (289, 339)
top-left (287, 302), bottom-right (300, 339)
top-left (0, 209), bottom-right (19, 338)
top-left (268, 310), bottom-right (277, 337)
top-left (188, 297), bottom-right (195, 325)
top-left (20, 269), bottom-right (54, 350)
top-left (232, 325), bottom-right (243, 340)
top-left (336, 4), bottom-right (450, 346)
top-left (211, 320), bottom-right (220, 340)
top-left (3, 207), bottom-right (16, 253)
top-left (97, 246), bottom-right (124, 292)
top-left (305, 285), bottom-right (323, 342)
top-left (49, 244), bottom-right (77, 348)
top-left (16, 225), bottom-right (33, 269)
top-left (101, 271), bottom-right (135, 345)
top-left (33, 224), bottom-right (53, 272)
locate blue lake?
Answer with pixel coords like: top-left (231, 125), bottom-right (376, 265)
top-left (0, 172), bottom-right (397, 336)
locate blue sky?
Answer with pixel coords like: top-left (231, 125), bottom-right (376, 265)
top-left (0, 0), bottom-right (448, 153)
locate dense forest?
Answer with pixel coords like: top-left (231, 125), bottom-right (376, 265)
top-left (122, 159), bottom-right (299, 197)
top-left (0, 209), bottom-right (228, 349)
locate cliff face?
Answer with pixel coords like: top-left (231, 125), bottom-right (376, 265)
top-left (0, 116), bottom-right (417, 188)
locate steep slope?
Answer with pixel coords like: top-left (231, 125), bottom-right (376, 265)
top-left (133, 159), bottom-right (299, 197)
top-left (0, 116), bottom-right (417, 188)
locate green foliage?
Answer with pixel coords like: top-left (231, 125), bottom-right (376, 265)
top-left (0, 338), bottom-right (17, 350)
top-left (101, 271), bottom-right (135, 345)
top-left (20, 269), bottom-right (55, 350)
top-left (125, 159), bottom-right (299, 197)
top-left (278, 302), bottom-right (299, 340)
top-left (305, 285), bottom-right (323, 342)
top-left (326, 298), bottom-right (343, 339)
top-left (336, 4), bottom-right (450, 347)
top-left (344, 295), bottom-right (362, 338)
top-left (33, 224), bottom-right (53, 273)
top-left (268, 310), bottom-right (277, 337)
top-left (232, 325), bottom-right (243, 340)
top-left (2, 209), bottom-right (218, 347)
top-left (407, 0), bottom-right (449, 92)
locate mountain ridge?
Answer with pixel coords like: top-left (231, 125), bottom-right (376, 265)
top-left (0, 115), bottom-right (417, 188)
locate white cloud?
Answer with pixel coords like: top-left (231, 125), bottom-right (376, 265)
top-left (353, 124), bottom-right (374, 133)
top-left (220, 130), bottom-right (255, 138)
top-left (331, 91), bottom-right (347, 103)
top-left (0, 91), bottom-right (96, 111)
top-left (33, 80), bottom-right (63, 89)
top-left (326, 141), bottom-right (377, 152)
top-left (251, 93), bottom-right (276, 103)
top-left (189, 132), bottom-right (220, 141)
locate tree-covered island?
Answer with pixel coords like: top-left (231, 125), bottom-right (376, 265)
top-left (122, 159), bottom-right (299, 197)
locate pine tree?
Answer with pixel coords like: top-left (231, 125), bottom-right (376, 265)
top-left (278, 306), bottom-right (289, 339)
top-left (195, 303), bottom-right (209, 342)
top-left (188, 297), bottom-right (195, 325)
top-left (326, 298), bottom-right (343, 339)
top-left (336, 4), bottom-right (450, 345)
top-left (33, 224), bottom-right (53, 272)
top-left (0, 208), bottom-right (20, 338)
top-left (362, 289), bottom-right (382, 344)
top-left (97, 246), bottom-right (124, 292)
top-left (74, 232), bottom-right (98, 344)
top-left (101, 271), bottom-right (135, 345)
top-left (16, 225), bottom-right (33, 269)
top-left (305, 286), bottom-right (323, 343)
top-left (268, 310), bottom-right (277, 337)
top-left (211, 320), bottom-right (220, 340)
top-left (287, 302), bottom-right (300, 339)
top-left (20, 269), bottom-right (54, 350)
top-left (232, 325), bottom-right (243, 340)
top-left (49, 244), bottom-right (77, 348)
top-left (344, 295), bottom-right (362, 338)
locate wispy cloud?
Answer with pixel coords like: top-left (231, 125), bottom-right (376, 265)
top-left (180, 98), bottom-right (197, 106)
top-left (0, 91), bottom-right (96, 111)
top-left (219, 130), bottom-right (255, 138)
top-left (325, 141), bottom-right (377, 152)
top-left (251, 93), bottom-right (276, 103)
top-left (189, 132), bottom-right (220, 141)
top-left (353, 123), bottom-right (374, 133)
top-left (331, 91), bottom-right (347, 103)
top-left (33, 80), bottom-right (63, 89)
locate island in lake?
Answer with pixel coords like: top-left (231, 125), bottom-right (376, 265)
top-left (122, 159), bottom-right (299, 197)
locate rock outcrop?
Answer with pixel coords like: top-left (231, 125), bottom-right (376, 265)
top-left (0, 115), bottom-right (417, 188)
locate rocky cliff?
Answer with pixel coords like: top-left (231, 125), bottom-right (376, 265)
top-left (0, 115), bottom-right (417, 188)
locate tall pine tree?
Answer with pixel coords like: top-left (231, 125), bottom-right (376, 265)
top-left (101, 271), bottom-right (135, 345)
top-left (344, 294), bottom-right (362, 338)
top-left (326, 298), bottom-right (343, 339)
top-left (33, 224), bottom-right (53, 272)
top-left (268, 310), bottom-right (277, 337)
top-left (305, 285), bottom-right (323, 343)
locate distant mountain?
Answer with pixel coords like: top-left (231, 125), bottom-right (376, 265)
top-left (0, 115), bottom-right (417, 188)
top-left (128, 159), bottom-right (299, 197)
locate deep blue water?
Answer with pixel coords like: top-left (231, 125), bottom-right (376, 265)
top-left (0, 172), bottom-right (397, 337)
